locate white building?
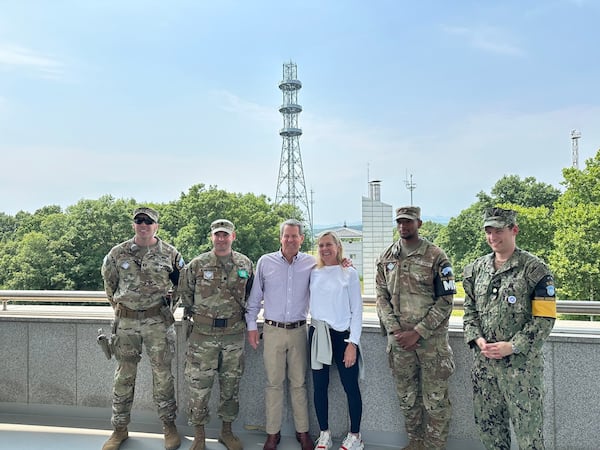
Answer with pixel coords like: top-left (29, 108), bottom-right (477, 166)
top-left (361, 180), bottom-right (393, 296)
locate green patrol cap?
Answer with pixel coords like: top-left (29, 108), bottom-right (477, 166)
top-left (483, 207), bottom-right (517, 228)
top-left (395, 206), bottom-right (421, 221)
top-left (133, 207), bottom-right (159, 223)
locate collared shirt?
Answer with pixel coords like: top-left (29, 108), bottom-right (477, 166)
top-left (245, 250), bottom-right (316, 331)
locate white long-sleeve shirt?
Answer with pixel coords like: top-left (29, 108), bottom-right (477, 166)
top-left (309, 265), bottom-right (363, 345)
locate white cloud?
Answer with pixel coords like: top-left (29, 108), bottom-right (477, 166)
top-left (0, 43), bottom-right (64, 78)
top-left (442, 25), bottom-right (525, 56)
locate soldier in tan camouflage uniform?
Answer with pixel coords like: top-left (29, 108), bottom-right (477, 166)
top-left (178, 219), bottom-right (254, 450)
top-left (463, 207), bottom-right (556, 450)
top-left (376, 206), bottom-right (456, 450)
top-left (101, 207), bottom-right (184, 450)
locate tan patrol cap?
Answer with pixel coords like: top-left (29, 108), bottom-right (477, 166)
top-left (395, 206), bottom-right (421, 220)
top-left (211, 219), bottom-right (235, 234)
top-left (133, 207), bottom-right (159, 223)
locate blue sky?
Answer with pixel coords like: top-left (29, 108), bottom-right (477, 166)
top-left (1, 0), bottom-right (598, 226)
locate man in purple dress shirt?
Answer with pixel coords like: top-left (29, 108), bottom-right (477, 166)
top-left (246, 219), bottom-right (315, 450)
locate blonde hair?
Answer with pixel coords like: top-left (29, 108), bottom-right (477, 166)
top-left (316, 231), bottom-right (344, 268)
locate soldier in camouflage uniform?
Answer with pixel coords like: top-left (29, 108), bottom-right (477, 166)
top-left (178, 219), bottom-right (254, 450)
top-left (101, 207), bottom-right (185, 450)
top-left (463, 207), bottom-right (556, 450)
top-left (376, 206), bottom-right (456, 450)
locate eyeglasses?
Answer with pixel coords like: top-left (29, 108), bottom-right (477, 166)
top-left (134, 217), bottom-right (155, 225)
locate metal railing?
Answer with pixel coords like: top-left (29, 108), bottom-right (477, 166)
top-left (2, 290), bottom-right (600, 316)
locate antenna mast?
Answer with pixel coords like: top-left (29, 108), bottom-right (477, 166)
top-left (275, 61), bottom-right (312, 235)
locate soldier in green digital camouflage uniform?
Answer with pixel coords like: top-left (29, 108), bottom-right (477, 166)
top-left (178, 219), bottom-right (254, 450)
top-left (376, 206), bottom-right (456, 450)
top-left (101, 207), bottom-right (185, 450)
top-left (463, 207), bottom-right (556, 450)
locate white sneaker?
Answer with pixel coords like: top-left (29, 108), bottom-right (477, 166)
top-left (339, 432), bottom-right (364, 450)
top-left (315, 430), bottom-right (332, 450)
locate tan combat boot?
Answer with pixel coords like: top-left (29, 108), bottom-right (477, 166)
top-left (190, 425), bottom-right (206, 450)
top-left (102, 427), bottom-right (128, 450)
top-left (219, 421), bottom-right (243, 450)
top-left (401, 440), bottom-right (423, 450)
top-left (163, 421), bottom-right (181, 450)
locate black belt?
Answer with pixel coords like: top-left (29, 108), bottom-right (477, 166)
top-left (264, 319), bottom-right (306, 329)
top-left (193, 313), bottom-right (243, 328)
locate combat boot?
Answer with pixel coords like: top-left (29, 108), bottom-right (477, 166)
top-left (401, 440), bottom-right (423, 450)
top-left (219, 421), bottom-right (243, 450)
top-left (162, 421), bottom-right (181, 450)
top-left (102, 427), bottom-right (128, 450)
top-left (190, 425), bottom-right (206, 450)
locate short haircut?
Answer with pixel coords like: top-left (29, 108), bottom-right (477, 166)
top-left (280, 219), bottom-right (304, 237)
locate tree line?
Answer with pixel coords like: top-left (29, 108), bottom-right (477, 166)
top-left (1, 149), bottom-right (599, 301)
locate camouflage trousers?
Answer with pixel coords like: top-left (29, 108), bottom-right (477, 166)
top-left (472, 351), bottom-right (546, 450)
top-left (387, 334), bottom-right (454, 450)
top-left (184, 330), bottom-right (245, 426)
top-left (110, 316), bottom-right (177, 428)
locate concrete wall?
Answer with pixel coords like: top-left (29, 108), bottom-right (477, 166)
top-left (1, 312), bottom-right (599, 449)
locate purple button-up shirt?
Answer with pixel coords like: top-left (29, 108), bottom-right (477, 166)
top-left (245, 250), bottom-right (316, 331)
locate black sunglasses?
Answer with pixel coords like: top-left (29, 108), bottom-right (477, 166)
top-left (134, 217), bottom-right (155, 225)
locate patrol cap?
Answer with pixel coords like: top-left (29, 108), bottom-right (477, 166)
top-left (211, 219), bottom-right (235, 234)
top-left (395, 206), bottom-right (421, 221)
top-left (133, 207), bottom-right (159, 223)
top-left (483, 207), bottom-right (517, 228)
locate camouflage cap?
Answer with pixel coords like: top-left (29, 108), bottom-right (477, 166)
top-left (133, 207), bottom-right (159, 223)
top-left (211, 219), bottom-right (235, 234)
top-left (483, 207), bottom-right (517, 228)
top-left (395, 206), bottom-right (421, 221)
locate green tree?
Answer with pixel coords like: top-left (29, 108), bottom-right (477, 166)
top-left (164, 184), bottom-right (300, 263)
top-left (478, 175), bottom-right (560, 209)
top-left (419, 220), bottom-right (445, 243)
top-left (64, 196), bottom-right (138, 290)
top-left (437, 175), bottom-right (559, 278)
top-left (550, 150), bottom-right (600, 302)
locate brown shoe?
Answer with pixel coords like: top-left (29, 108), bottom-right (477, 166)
top-left (295, 432), bottom-right (314, 450)
top-left (263, 432), bottom-right (281, 450)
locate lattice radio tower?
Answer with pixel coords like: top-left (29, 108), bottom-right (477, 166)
top-left (275, 61), bottom-right (312, 234)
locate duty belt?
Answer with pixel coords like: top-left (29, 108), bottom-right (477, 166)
top-left (116, 303), bottom-right (162, 320)
top-left (192, 313), bottom-right (244, 328)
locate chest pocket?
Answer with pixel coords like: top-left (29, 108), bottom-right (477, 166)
top-left (407, 258), bottom-right (434, 294)
top-left (196, 266), bottom-right (223, 298)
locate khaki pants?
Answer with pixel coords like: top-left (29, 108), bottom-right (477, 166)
top-left (262, 323), bottom-right (309, 434)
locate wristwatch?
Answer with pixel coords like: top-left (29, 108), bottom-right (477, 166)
top-left (511, 343), bottom-right (520, 354)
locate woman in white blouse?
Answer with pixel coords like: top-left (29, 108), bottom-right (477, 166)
top-left (309, 231), bottom-right (364, 450)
